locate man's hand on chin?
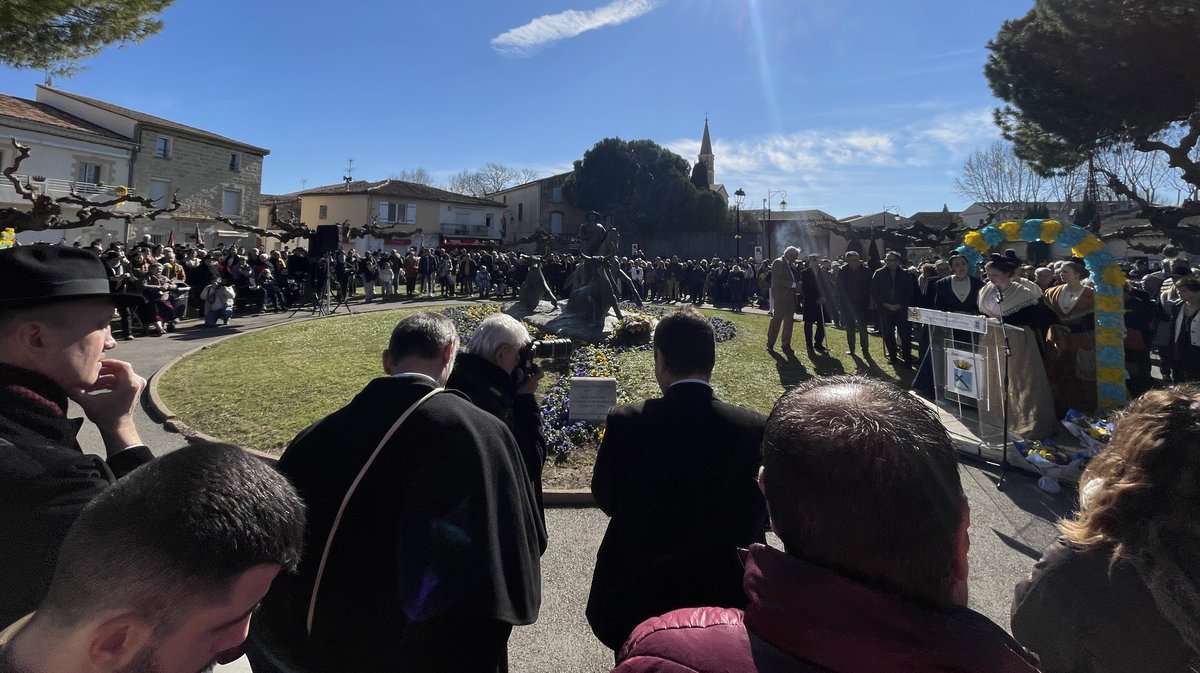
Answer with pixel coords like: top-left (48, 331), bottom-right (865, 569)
top-left (69, 359), bottom-right (146, 454)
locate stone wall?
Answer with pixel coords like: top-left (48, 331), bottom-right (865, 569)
top-left (130, 125), bottom-right (264, 237)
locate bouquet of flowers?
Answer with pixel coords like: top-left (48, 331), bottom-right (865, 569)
top-left (609, 314), bottom-right (655, 348)
top-left (1061, 409), bottom-right (1114, 457)
top-left (0, 228), bottom-right (15, 250)
top-left (1015, 438), bottom-right (1089, 494)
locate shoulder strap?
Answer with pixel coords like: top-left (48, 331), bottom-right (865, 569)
top-left (306, 386), bottom-right (445, 635)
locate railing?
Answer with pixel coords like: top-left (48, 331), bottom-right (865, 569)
top-left (0, 175), bottom-right (140, 211)
top-left (441, 224), bottom-right (494, 237)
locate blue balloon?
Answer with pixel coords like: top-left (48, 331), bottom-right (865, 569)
top-left (1021, 219), bottom-right (1043, 241)
top-left (1097, 314), bottom-right (1124, 329)
top-left (981, 226), bottom-right (1005, 246)
top-left (1087, 250), bottom-right (1115, 270)
top-left (1099, 383), bottom-right (1127, 399)
top-left (1057, 224), bottom-right (1087, 248)
top-left (1097, 350), bottom-right (1124, 368)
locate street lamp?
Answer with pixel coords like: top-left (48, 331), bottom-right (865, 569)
top-left (765, 190), bottom-right (787, 260)
top-left (734, 188), bottom-right (746, 259)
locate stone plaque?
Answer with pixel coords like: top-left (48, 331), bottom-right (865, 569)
top-left (569, 377), bottom-right (618, 423)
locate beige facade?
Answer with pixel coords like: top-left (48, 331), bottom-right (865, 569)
top-left (296, 179), bottom-right (505, 252)
top-left (490, 172), bottom-right (587, 249)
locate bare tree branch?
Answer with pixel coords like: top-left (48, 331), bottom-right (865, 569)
top-left (0, 138), bottom-right (182, 233)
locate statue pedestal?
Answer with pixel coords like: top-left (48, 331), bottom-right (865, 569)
top-left (505, 301), bottom-right (618, 344)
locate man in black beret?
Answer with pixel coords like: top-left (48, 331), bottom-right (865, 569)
top-left (0, 245), bottom-right (153, 629)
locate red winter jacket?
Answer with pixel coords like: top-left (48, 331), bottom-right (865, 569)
top-left (613, 544), bottom-right (1041, 673)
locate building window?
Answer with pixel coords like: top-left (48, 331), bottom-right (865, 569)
top-left (76, 162), bottom-right (102, 184)
top-left (379, 202), bottom-right (415, 223)
top-left (551, 186), bottom-right (562, 202)
top-left (155, 136), bottom-right (172, 159)
top-left (379, 201), bottom-right (399, 223)
top-left (229, 153), bottom-right (241, 171)
top-left (148, 179), bottom-right (170, 206)
top-left (518, 203), bottom-right (523, 221)
top-left (319, 205), bottom-right (328, 220)
top-left (550, 211), bottom-right (564, 235)
top-left (221, 188), bottom-right (242, 216)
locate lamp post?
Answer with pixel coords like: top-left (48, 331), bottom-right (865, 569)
top-left (764, 189), bottom-right (787, 260)
top-left (734, 188), bottom-right (746, 259)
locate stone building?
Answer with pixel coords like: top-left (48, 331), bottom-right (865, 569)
top-left (34, 85), bottom-right (269, 249)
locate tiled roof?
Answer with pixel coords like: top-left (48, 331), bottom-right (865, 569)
top-left (37, 85), bottom-right (269, 155)
top-left (0, 94), bottom-right (132, 144)
top-left (908, 211), bottom-right (962, 228)
top-left (299, 179), bottom-right (505, 208)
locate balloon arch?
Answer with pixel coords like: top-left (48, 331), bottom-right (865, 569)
top-left (953, 219), bottom-right (1128, 411)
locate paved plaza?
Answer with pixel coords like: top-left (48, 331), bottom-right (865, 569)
top-left (71, 299), bottom-right (1075, 673)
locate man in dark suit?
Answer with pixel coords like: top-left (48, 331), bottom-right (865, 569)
top-left (835, 250), bottom-right (872, 356)
top-left (799, 253), bottom-right (829, 352)
top-left (871, 250), bottom-right (917, 366)
top-left (587, 307), bottom-right (767, 651)
top-left (250, 312), bottom-right (545, 673)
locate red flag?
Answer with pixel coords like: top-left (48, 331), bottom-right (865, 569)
top-left (166, 230), bottom-right (175, 248)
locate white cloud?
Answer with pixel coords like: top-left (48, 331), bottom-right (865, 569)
top-left (663, 107), bottom-right (1002, 214)
top-left (491, 0), bottom-right (663, 57)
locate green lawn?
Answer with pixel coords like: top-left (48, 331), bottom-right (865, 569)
top-left (158, 304), bottom-right (913, 458)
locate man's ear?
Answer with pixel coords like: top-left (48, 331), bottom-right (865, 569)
top-left (87, 613), bottom-right (152, 672)
top-left (381, 350), bottom-right (394, 375)
top-left (8, 320), bottom-right (48, 359)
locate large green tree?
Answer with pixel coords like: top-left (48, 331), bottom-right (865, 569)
top-left (0, 0), bottom-right (173, 73)
top-left (986, 0), bottom-right (1200, 253)
top-left (563, 137), bottom-right (727, 234)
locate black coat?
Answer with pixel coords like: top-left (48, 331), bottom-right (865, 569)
top-left (587, 382), bottom-right (767, 650)
top-left (835, 264), bottom-right (872, 310)
top-left (933, 275), bottom-right (984, 314)
top-left (447, 353), bottom-right (548, 523)
top-left (870, 265), bottom-right (916, 309)
top-left (251, 375), bottom-right (544, 672)
top-left (1012, 537), bottom-right (1199, 673)
top-left (0, 364), bottom-right (152, 627)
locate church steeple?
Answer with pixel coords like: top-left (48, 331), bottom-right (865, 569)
top-left (699, 115), bottom-right (715, 187)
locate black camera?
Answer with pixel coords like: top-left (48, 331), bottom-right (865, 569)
top-left (516, 338), bottom-right (573, 379)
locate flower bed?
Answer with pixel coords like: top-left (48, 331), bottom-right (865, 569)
top-left (440, 302), bottom-right (739, 461)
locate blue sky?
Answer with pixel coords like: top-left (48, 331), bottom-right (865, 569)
top-left (0, 0), bottom-right (1036, 218)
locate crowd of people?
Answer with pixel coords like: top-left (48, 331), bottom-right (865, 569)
top-left (3, 238), bottom-right (1200, 673)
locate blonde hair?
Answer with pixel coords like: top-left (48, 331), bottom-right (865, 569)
top-left (1060, 385), bottom-right (1200, 561)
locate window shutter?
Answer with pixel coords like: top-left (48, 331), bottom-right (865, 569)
top-left (406, 204), bottom-right (417, 224)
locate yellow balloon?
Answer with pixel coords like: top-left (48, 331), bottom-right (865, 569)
top-left (1072, 235), bottom-right (1105, 258)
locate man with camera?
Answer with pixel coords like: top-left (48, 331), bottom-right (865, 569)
top-left (448, 313), bottom-right (552, 521)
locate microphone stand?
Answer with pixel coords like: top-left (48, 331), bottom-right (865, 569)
top-left (994, 286), bottom-right (1012, 490)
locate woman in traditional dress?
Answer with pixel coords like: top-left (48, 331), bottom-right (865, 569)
top-left (1012, 384), bottom-right (1200, 672)
top-left (1043, 260), bottom-right (1097, 417)
top-left (978, 254), bottom-right (1058, 439)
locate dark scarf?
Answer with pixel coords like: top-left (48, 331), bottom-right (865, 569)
top-left (1126, 520), bottom-right (1200, 655)
top-left (0, 363), bottom-right (69, 418)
